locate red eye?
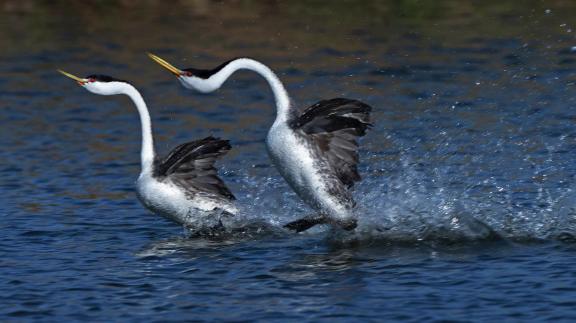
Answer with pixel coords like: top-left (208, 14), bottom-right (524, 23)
top-left (89, 78), bottom-right (95, 83)
top-left (185, 71), bottom-right (192, 77)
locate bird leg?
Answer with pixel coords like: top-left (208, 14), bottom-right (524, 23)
top-left (336, 218), bottom-right (357, 231)
top-left (284, 214), bottom-right (358, 232)
top-left (284, 215), bottom-right (328, 232)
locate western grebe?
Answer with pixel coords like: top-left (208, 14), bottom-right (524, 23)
top-left (58, 70), bottom-right (237, 232)
top-left (147, 54), bottom-right (371, 232)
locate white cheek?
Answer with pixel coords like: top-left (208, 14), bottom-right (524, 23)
top-left (180, 77), bottom-right (216, 93)
top-left (178, 77), bottom-right (194, 90)
top-left (84, 83), bottom-right (107, 95)
top-left (84, 82), bottom-right (123, 95)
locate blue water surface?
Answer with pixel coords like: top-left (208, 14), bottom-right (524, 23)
top-left (1, 1), bottom-right (576, 321)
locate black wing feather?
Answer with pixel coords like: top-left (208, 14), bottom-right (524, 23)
top-left (153, 136), bottom-right (235, 200)
top-left (290, 98), bottom-right (372, 188)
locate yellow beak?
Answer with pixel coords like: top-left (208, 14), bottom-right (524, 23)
top-left (147, 53), bottom-right (182, 76)
top-left (58, 69), bottom-right (87, 85)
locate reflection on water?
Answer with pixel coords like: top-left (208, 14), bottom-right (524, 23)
top-left (2, 0), bottom-right (576, 321)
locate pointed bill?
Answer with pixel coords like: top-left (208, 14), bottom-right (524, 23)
top-left (147, 53), bottom-right (182, 76)
top-left (58, 69), bottom-right (86, 84)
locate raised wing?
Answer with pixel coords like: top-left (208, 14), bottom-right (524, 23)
top-left (289, 98), bottom-right (372, 188)
top-left (153, 136), bottom-right (235, 200)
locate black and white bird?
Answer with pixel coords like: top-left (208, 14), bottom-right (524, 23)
top-left (58, 70), bottom-right (237, 231)
top-left (147, 54), bottom-right (372, 232)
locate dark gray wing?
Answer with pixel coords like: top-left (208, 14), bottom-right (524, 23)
top-left (289, 98), bottom-right (372, 188)
top-left (153, 136), bottom-right (235, 200)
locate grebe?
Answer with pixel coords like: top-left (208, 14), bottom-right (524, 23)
top-left (58, 70), bottom-right (237, 232)
top-left (147, 54), bottom-right (371, 232)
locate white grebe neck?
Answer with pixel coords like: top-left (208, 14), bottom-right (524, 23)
top-left (214, 58), bottom-right (292, 123)
top-left (122, 84), bottom-right (156, 174)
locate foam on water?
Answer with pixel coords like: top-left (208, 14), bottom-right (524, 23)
top-left (162, 149), bottom-right (576, 245)
top-left (184, 111), bottom-right (576, 244)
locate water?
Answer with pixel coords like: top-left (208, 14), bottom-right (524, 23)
top-left (1, 0), bottom-right (576, 320)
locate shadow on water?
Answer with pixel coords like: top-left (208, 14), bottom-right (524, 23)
top-left (136, 219), bottom-right (287, 258)
top-left (136, 212), bottom-right (515, 263)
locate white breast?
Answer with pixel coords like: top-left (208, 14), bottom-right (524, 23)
top-left (266, 123), bottom-right (352, 221)
top-left (135, 174), bottom-right (237, 227)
